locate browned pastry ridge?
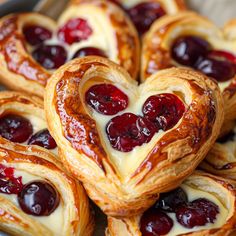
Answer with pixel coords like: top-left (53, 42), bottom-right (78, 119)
top-left (0, 0), bottom-right (139, 97)
top-left (0, 91), bottom-right (58, 160)
top-left (142, 11), bottom-right (236, 135)
top-left (0, 147), bottom-right (94, 236)
top-left (45, 56), bottom-right (224, 217)
top-left (106, 171), bottom-right (236, 236)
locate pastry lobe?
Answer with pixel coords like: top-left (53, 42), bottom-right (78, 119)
top-left (0, 91), bottom-right (58, 161)
top-left (0, 147), bottom-right (94, 236)
top-left (45, 56), bottom-right (223, 217)
top-left (200, 125), bottom-right (236, 180)
top-left (142, 12), bottom-right (236, 134)
top-left (0, 0), bottom-right (139, 97)
top-left (107, 171), bottom-right (236, 236)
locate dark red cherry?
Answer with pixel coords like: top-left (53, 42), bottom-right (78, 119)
top-left (156, 187), bottom-right (188, 212)
top-left (28, 129), bottom-right (57, 149)
top-left (142, 93), bottom-right (185, 131)
top-left (0, 164), bottom-right (23, 194)
top-left (140, 209), bottom-right (173, 236)
top-left (106, 113), bottom-right (156, 152)
top-left (18, 181), bottom-right (59, 216)
top-left (23, 25), bottom-right (52, 46)
top-left (194, 55), bottom-right (236, 82)
top-left (73, 47), bottom-right (107, 59)
top-left (58, 18), bottom-right (92, 45)
top-left (127, 2), bottom-right (166, 35)
top-left (210, 50), bottom-right (236, 64)
top-left (32, 45), bottom-right (67, 69)
top-left (171, 36), bottom-right (211, 66)
top-left (85, 84), bottom-right (128, 115)
top-left (176, 198), bottom-right (219, 228)
top-left (0, 114), bottom-right (33, 143)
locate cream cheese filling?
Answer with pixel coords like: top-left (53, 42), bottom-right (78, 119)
top-left (0, 169), bottom-right (64, 235)
top-left (90, 83), bottom-right (190, 179)
top-left (165, 184), bottom-right (228, 235)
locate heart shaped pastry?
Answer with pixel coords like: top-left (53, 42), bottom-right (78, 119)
top-left (0, 0), bottom-right (139, 97)
top-left (142, 11), bottom-right (236, 135)
top-left (106, 171), bottom-right (236, 236)
top-left (0, 147), bottom-right (94, 236)
top-left (73, 0), bottom-right (186, 36)
top-left (45, 56), bottom-right (223, 217)
top-left (200, 124), bottom-right (236, 180)
top-left (0, 91), bottom-right (58, 160)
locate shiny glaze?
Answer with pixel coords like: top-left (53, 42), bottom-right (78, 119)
top-left (0, 16), bottom-right (50, 85)
top-left (55, 62), bottom-right (108, 170)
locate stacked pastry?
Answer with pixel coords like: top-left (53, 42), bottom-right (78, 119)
top-left (0, 0), bottom-right (235, 235)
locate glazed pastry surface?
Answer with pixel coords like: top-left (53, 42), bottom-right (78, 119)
top-left (0, 148), bottom-right (94, 236)
top-left (107, 171), bottom-right (236, 236)
top-left (45, 56), bottom-right (223, 217)
top-left (0, 0), bottom-right (139, 97)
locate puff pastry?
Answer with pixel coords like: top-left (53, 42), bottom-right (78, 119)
top-left (106, 171), bottom-right (236, 236)
top-left (0, 0), bottom-right (139, 97)
top-left (45, 56), bottom-right (223, 217)
top-left (0, 91), bottom-right (58, 161)
top-left (200, 124), bottom-right (236, 180)
top-left (0, 147), bottom-right (94, 236)
top-left (142, 11), bottom-right (236, 135)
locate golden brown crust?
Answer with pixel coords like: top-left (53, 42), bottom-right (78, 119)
top-left (107, 171), bottom-right (236, 236)
top-left (0, 91), bottom-right (59, 162)
top-left (0, 147), bottom-right (94, 236)
top-left (45, 56), bottom-right (223, 217)
top-left (0, 1), bottom-right (139, 97)
top-left (142, 11), bottom-right (236, 135)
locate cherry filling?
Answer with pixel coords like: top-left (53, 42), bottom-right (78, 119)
top-left (171, 35), bottom-right (236, 82)
top-left (28, 129), bottom-right (57, 150)
top-left (73, 47), bottom-right (107, 59)
top-left (23, 25), bottom-right (52, 46)
top-left (85, 84), bottom-right (128, 115)
top-left (32, 45), bottom-right (67, 70)
top-left (0, 164), bottom-right (23, 194)
top-left (0, 114), bottom-right (33, 143)
top-left (58, 18), bottom-right (92, 45)
top-left (140, 209), bottom-right (173, 236)
top-left (142, 94), bottom-right (185, 131)
top-left (176, 198), bottom-right (219, 228)
top-left (127, 2), bottom-right (166, 35)
top-left (106, 113), bottom-right (156, 152)
top-left (140, 188), bottom-right (220, 235)
top-left (18, 181), bottom-right (59, 216)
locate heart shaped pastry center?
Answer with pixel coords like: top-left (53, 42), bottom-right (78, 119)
top-left (83, 79), bottom-right (188, 177)
top-left (85, 83), bottom-right (185, 152)
top-left (22, 16), bottom-right (108, 70)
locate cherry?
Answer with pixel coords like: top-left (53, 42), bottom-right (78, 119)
top-left (73, 47), bottom-right (107, 59)
top-left (156, 188), bottom-right (188, 212)
top-left (32, 45), bottom-right (67, 70)
top-left (194, 55), bottom-right (236, 82)
top-left (18, 181), bottom-right (59, 216)
top-left (176, 198), bottom-right (219, 228)
top-left (171, 36), bottom-right (211, 66)
top-left (210, 50), bottom-right (236, 64)
top-left (0, 114), bottom-right (33, 143)
top-left (127, 2), bottom-right (166, 35)
top-left (140, 209), bottom-right (173, 236)
top-left (0, 164), bottom-right (23, 194)
top-left (23, 25), bottom-right (52, 46)
top-left (28, 129), bottom-right (57, 149)
top-left (142, 93), bottom-right (185, 131)
top-left (106, 113), bottom-right (156, 152)
top-left (85, 84), bottom-right (128, 115)
top-left (58, 18), bottom-right (92, 45)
